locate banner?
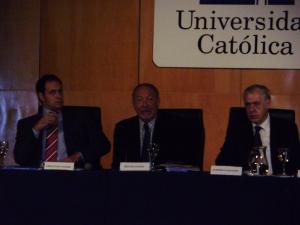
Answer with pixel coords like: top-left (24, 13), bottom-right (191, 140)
top-left (153, 0), bottom-right (300, 69)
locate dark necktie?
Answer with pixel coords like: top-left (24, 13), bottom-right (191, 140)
top-left (141, 123), bottom-right (150, 161)
top-left (253, 125), bottom-right (262, 147)
top-left (44, 126), bottom-right (58, 162)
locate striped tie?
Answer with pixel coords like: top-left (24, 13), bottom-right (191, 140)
top-left (44, 126), bottom-right (58, 161)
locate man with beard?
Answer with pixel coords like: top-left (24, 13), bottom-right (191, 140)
top-left (112, 83), bottom-right (202, 169)
top-left (14, 74), bottom-right (110, 169)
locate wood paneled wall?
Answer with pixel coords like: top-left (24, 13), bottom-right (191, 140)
top-left (0, 0), bottom-right (40, 165)
top-left (1, 0), bottom-right (300, 170)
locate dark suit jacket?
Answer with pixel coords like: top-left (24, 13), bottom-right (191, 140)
top-left (216, 115), bottom-right (300, 175)
top-left (112, 111), bottom-right (203, 168)
top-left (14, 107), bottom-right (111, 169)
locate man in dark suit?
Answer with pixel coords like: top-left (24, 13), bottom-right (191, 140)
top-left (112, 83), bottom-right (202, 169)
top-left (14, 74), bottom-right (110, 169)
top-left (216, 84), bottom-right (300, 175)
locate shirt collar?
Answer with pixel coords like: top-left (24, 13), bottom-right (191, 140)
top-left (252, 113), bottom-right (270, 130)
top-left (43, 107), bottom-right (62, 121)
top-left (139, 117), bottom-right (156, 130)
top-left (43, 107), bottom-right (61, 114)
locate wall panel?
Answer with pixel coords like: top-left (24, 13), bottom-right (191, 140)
top-left (0, 0), bottom-right (40, 165)
top-left (0, 0), bottom-right (40, 90)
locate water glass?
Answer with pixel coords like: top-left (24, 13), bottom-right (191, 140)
top-left (248, 146), bottom-right (268, 175)
top-left (277, 147), bottom-right (289, 176)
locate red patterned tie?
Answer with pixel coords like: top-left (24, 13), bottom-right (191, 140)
top-left (44, 126), bottom-right (58, 161)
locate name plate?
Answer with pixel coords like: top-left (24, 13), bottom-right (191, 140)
top-left (210, 165), bottom-right (242, 176)
top-left (120, 162), bottom-right (150, 171)
top-left (297, 170), bottom-right (300, 178)
top-left (43, 162), bottom-right (75, 171)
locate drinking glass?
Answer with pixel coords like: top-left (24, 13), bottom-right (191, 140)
top-left (248, 146), bottom-right (268, 175)
top-left (248, 147), bottom-right (260, 175)
top-left (148, 143), bottom-right (160, 171)
top-left (0, 140), bottom-right (9, 167)
top-left (277, 147), bottom-right (289, 176)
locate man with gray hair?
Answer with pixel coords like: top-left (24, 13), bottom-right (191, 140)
top-left (216, 84), bottom-right (300, 175)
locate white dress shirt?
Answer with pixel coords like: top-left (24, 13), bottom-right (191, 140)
top-left (252, 114), bottom-right (273, 175)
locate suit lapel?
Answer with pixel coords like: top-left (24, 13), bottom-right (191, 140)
top-left (33, 113), bottom-right (44, 157)
top-left (241, 120), bottom-right (254, 164)
top-left (129, 117), bottom-right (142, 161)
top-left (270, 116), bottom-right (277, 152)
top-left (61, 107), bottom-right (72, 155)
top-left (245, 122), bottom-right (254, 146)
top-left (269, 116), bottom-right (280, 171)
top-left (152, 116), bottom-right (160, 145)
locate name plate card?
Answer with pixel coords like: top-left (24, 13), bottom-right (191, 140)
top-left (210, 165), bottom-right (242, 176)
top-left (43, 162), bottom-right (75, 171)
top-left (120, 162), bottom-right (150, 171)
top-left (297, 170), bottom-right (300, 177)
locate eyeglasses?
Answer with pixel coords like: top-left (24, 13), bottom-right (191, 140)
top-left (245, 101), bottom-right (263, 109)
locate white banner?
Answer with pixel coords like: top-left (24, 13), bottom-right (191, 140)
top-left (153, 0), bottom-right (300, 69)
